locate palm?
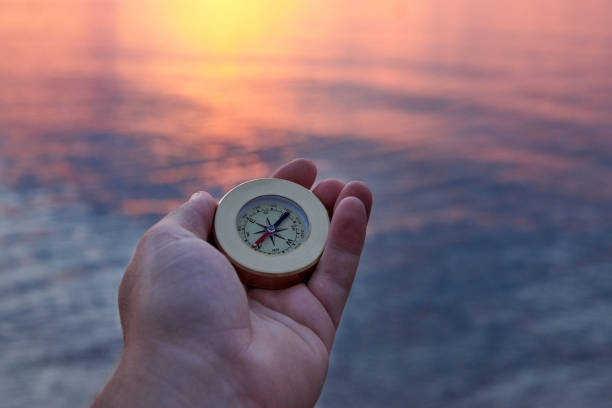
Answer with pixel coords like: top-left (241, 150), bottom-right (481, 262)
top-left (140, 237), bottom-right (329, 406)
top-left (244, 286), bottom-right (331, 406)
top-left (117, 159), bottom-right (371, 407)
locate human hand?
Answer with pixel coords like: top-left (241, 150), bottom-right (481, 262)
top-left (93, 159), bottom-right (373, 408)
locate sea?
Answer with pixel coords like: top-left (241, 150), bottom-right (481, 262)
top-left (1, 0), bottom-right (612, 406)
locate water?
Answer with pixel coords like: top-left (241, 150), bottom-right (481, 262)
top-left (1, 0), bottom-right (612, 406)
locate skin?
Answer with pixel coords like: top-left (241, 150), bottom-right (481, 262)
top-left (92, 159), bottom-right (373, 408)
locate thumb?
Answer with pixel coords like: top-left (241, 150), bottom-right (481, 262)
top-left (160, 191), bottom-right (218, 240)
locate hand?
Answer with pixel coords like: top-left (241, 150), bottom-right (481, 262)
top-left (93, 159), bottom-right (373, 408)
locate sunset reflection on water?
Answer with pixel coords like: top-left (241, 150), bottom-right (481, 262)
top-left (2, 0), bottom-right (611, 210)
top-left (2, 1), bottom-right (612, 407)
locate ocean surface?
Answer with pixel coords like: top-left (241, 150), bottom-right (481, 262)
top-left (1, 0), bottom-right (612, 406)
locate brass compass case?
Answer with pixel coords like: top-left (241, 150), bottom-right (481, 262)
top-left (214, 178), bottom-right (329, 289)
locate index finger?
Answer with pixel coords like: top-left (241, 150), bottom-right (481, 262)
top-left (271, 158), bottom-right (317, 189)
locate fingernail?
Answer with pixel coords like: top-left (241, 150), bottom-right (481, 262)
top-left (190, 191), bottom-right (203, 200)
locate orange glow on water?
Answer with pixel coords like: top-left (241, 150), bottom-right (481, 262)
top-left (1, 0), bottom-right (612, 212)
top-left (123, 0), bottom-right (299, 55)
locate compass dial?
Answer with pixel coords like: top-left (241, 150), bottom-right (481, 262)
top-left (236, 195), bottom-right (309, 255)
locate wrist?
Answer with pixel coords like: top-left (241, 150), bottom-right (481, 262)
top-left (92, 339), bottom-right (257, 408)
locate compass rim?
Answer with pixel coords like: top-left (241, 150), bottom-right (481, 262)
top-left (214, 178), bottom-right (329, 278)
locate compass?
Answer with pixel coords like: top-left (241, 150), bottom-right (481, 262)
top-left (213, 178), bottom-right (329, 289)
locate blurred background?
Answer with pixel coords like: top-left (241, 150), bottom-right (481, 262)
top-left (1, 0), bottom-right (612, 406)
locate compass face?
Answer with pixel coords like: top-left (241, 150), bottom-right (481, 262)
top-left (236, 195), bottom-right (309, 255)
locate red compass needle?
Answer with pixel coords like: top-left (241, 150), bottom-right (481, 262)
top-left (252, 231), bottom-right (272, 248)
top-left (251, 211), bottom-right (290, 249)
